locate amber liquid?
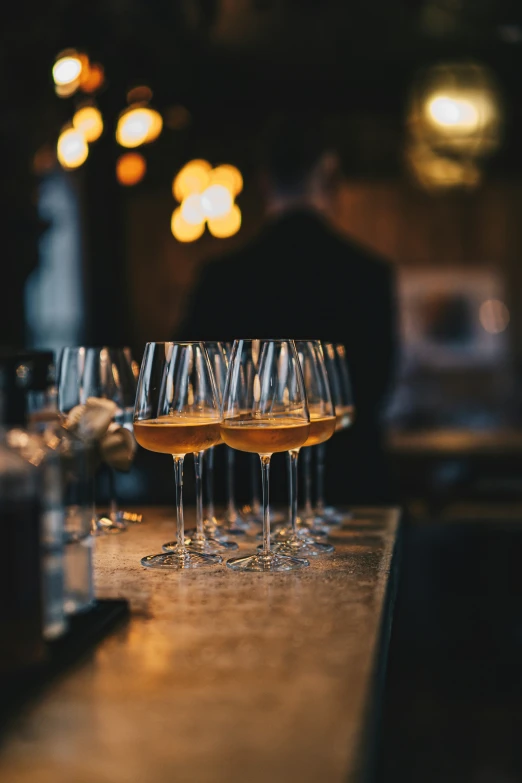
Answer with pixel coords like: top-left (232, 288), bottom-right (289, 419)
top-left (134, 415), bottom-right (222, 455)
top-left (335, 405), bottom-right (356, 432)
top-left (304, 414), bottom-right (336, 447)
top-left (220, 418), bottom-right (310, 454)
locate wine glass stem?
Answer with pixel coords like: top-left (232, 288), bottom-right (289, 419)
top-left (288, 449), bottom-right (299, 537)
top-left (108, 466), bottom-right (118, 522)
top-left (205, 446), bottom-right (215, 526)
top-left (193, 451), bottom-right (205, 541)
top-left (260, 454), bottom-right (271, 555)
top-left (251, 453), bottom-right (261, 516)
top-left (315, 443), bottom-right (326, 516)
top-left (226, 447), bottom-right (237, 522)
top-left (172, 455), bottom-right (187, 552)
top-left (303, 446), bottom-right (313, 521)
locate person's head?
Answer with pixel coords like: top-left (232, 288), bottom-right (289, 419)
top-left (257, 113), bottom-right (340, 208)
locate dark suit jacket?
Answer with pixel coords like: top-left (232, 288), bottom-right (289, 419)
top-left (176, 208), bottom-right (399, 507)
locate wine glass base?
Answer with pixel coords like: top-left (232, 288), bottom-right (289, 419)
top-left (322, 506), bottom-right (353, 524)
top-left (226, 551), bottom-right (309, 572)
top-left (270, 538), bottom-right (334, 557)
top-left (93, 516), bottom-right (127, 535)
top-left (265, 524), bottom-right (327, 543)
top-left (163, 536), bottom-right (238, 554)
top-left (141, 550), bottom-right (222, 569)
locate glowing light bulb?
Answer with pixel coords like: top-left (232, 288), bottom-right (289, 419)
top-left (116, 106), bottom-right (163, 148)
top-left (116, 153), bottom-right (146, 186)
top-left (209, 164), bottom-right (243, 196)
top-left (53, 55), bottom-right (82, 86)
top-left (180, 194), bottom-right (205, 225)
top-left (57, 128), bottom-right (88, 169)
top-left (72, 106), bottom-right (103, 142)
top-left (207, 204), bottom-right (241, 238)
top-left (201, 184), bottom-right (233, 219)
top-left (427, 94), bottom-right (479, 130)
top-left (172, 160), bottom-right (212, 202)
top-left (171, 208), bottom-right (205, 242)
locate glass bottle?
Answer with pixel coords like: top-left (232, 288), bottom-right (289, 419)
top-left (0, 351), bottom-right (69, 641)
top-left (0, 366), bottom-right (45, 676)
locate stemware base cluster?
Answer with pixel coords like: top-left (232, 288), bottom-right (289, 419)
top-left (141, 549), bottom-right (222, 569)
top-left (226, 551), bottom-right (309, 573)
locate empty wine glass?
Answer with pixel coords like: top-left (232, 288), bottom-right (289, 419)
top-left (58, 347), bottom-right (128, 535)
top-left (81, 347), bottom-right (137, 528)
top-left (134, 342), bottom-right (223, 569)
top-left (314, 341), bottom-right (356, 526)
top-left (221, 339), bottom-right (310, 572)
top-left (164, 340), bottom-right (238, 554)
top-left (270, 341), bottom-right (336, 557)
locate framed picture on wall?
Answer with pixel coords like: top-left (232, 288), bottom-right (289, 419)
top-left (397, 266), bottom-right (510, 370)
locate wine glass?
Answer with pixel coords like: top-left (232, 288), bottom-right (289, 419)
top-left (133, 341), bottom-right (223, 569)
top-left (269, 341), bottom-right (336, 556)
top-left (314, 341), bottom-right (356, 526)
top-left (115, 346), bottom-right (143, 524)
top-left (81, 347), bottom-right (138, 528)
top-left (58, 347), bottom-right (126, 535)
top-left (221, 339), bottom-right (310, 572)
top-left (163, 340), bottom-right (238, 554)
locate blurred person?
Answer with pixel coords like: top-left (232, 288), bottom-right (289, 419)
top-left (176, 114), bottom-right (399, 507)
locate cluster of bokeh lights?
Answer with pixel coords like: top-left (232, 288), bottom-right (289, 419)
top-left (171, 160), bottom-right (243, 241)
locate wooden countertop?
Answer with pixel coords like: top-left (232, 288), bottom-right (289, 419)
top-left (0, 506), bottom-right (401, 783)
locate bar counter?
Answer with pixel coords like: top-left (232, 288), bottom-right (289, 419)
top-left (0, 506), bottom-right (401, 783)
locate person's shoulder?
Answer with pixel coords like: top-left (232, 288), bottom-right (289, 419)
top-left (195, 231), bottom-right (268, 289)
top-left (324, 222), bottom-right (394, 281)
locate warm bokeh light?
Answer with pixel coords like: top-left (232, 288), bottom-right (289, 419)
top-left (207, 204), bottom-right (242, 238)
top-left (406, 140), bottom-right (481, 191)
top-left (172, 160), bottom-right (212, 202)
top-left (201, 184), bottom-right (233, 219)
top-left (209, 164), bottom-right (243, 195)
top-left (116, 105), bottom-right (163, 148)
top-left (54, 80), bottom-right (80, 98)
top-left (53, 54), bottom-right (82, 86)
top-left (80, 63), bottom-right (105, 93)
top-left (171, 208), bottom-right (205, 242)
top-left (72, 106), bottom-right (103, 143)
top-left (479, 299), bottom-right (510, 334)
top-left (180, 194), bottom-right (206, 225)
top-left (127, 86), bottom-right (153, 104)
top-left (408, 61), bottom-right (502, 162)
top-left (116, 152), bottom-right (147, 186)
top-left (57, 127), bottom-right (89, 169)
top-left (427, 95), bottom-right (479, 130)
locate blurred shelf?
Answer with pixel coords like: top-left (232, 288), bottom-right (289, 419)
top-left (387, 427), bottom-right (522, 456)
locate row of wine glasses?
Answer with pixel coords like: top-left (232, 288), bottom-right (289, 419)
top-left (133, 338), bottom-right (355, 573)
